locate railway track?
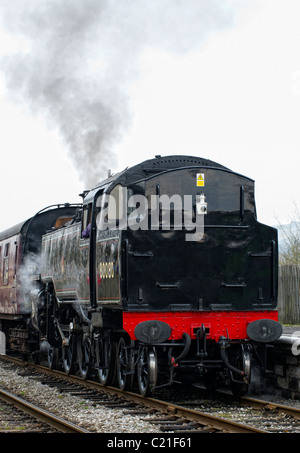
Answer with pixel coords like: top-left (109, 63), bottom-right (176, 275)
top-left (1, 354), bottom-right (299, 433)
top-left (173, 390), bottom-right (300, 433)
top-left (0, 391), bottom-right (55, 433)
top-left (0, 387), bottom-right (91, 433)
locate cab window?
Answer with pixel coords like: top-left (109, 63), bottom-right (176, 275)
top-left (81, 203), bottom-right (92, 238)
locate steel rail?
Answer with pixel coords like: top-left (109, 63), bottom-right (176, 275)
top-left (241, 395), bottom-right (300, 420)
top-left (23, 362), bottom-right (269, 433)
top-left (0, 387), bottom-right (91, 433)
top-left (0, 355), bottom-right (273, 433)
top-left (216, 387), bottom-right (300, 421)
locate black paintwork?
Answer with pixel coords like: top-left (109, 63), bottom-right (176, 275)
top-left (73, 155), bottom-right (278, 314)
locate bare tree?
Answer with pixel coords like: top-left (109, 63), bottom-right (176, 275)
top-left (278, 205), bottom-right (300, 265)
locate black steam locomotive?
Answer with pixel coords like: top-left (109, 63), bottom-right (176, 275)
top-left (0, 155), bottom-right (282, 396)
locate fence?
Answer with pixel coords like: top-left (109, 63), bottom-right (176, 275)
top-left (278, 265), bottom-right (300, 324)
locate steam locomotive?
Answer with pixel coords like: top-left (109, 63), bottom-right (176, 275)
top-left (0, 155), bottom-right (282, 396)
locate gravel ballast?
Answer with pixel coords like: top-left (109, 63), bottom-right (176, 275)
top-left (0, 361), bottom-right (161, 433)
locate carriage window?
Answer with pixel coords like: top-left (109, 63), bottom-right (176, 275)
top-left (3, 243), bottom-right (9, 285)
top-left (14, 243), bottom-right (18, 277)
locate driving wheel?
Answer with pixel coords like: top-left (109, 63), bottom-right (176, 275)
top-left (95, 337), bottom-right (116, 385)
top-left (116, 336), bottom-right (134, 391)
top-left (77, 334), bottom-right (92, 379)
top-left (137, 346), bottom-right (157, 396)
top-left (62, 334), bottom-right (76, 375)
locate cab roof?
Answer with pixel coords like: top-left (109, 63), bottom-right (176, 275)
top-left (82, 155), bottom-right (232, 201)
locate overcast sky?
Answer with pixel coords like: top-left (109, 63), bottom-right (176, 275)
top-left (0, 0), bottom-right (299, 232)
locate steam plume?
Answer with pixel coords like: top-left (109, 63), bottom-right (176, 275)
top-left (0, 0), bottom-right (237, 187)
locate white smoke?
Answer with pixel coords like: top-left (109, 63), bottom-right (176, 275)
top-left (19, 252), bottom-right (41, 314)
top-left (0, 0), bottom-right (239, 187)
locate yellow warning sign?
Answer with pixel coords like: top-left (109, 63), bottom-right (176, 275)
top-left (196, 173), bottom-right (205, 187)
